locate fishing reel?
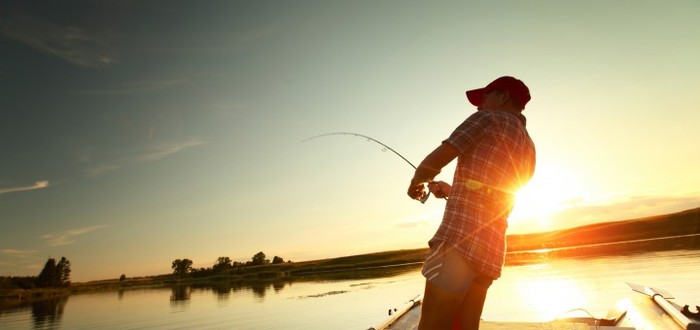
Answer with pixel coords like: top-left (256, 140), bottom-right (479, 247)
top-left (419, 191), bottom-right (430, 204)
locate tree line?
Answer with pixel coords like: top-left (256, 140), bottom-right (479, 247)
top-left (0, 257), bottom-right (71, 290)
top-left (171, 251), bottom-right (289, 276)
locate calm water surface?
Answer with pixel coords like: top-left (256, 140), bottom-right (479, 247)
top-left (2, 249), bottom-right (700, 329)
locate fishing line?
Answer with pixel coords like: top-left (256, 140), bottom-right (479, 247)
top-left (302, 132), bottom-right (430, 203)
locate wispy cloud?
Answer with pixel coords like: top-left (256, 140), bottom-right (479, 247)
top-left (127, 23), bottom-right (280, 55)
top-left (0, 249), bottom-right (39, 268)
top-left (84, 164), bottom-right (121, 177)
top-left (134, 139), bottom-right (204, 162)
top-left (1, 249), bottom-right (37, 259)
top-left (0, 180), bottom-right (49, 195)
top-left (0, 12), bottom-right (115, 67)
top-left (42, 225), bottom-right (108, 246)
top-left (71, 79), bottom-right (188, 96)
top-left (81, 138), bottom-right (204, 177)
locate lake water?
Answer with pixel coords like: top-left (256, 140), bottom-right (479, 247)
top-left (2, 248), bottom-right (700, 329)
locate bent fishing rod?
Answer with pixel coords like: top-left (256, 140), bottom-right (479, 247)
top-left (302, 132), bottom-right (431, 203)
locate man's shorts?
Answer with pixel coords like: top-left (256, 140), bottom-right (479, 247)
top-left (421, 241), bottom-right (494, 293)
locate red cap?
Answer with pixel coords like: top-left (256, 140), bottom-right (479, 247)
top-left (466, 76), bottom-right (531, 108)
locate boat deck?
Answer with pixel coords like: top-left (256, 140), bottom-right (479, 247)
top-left (373, 293), bottom-right (699, 330)
top-left (377, 302), bottom-right (630, 330)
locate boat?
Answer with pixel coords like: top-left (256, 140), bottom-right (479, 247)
top-left (369, 283), bottom-right (700, 330)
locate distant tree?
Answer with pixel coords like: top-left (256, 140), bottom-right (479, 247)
top-left (36, 257), bottom-right (70, 287)
top-left (119, 274), bottom-right (127, 281)
top-left (56, 257), bottom-right (71, 286)
top-left (272, 256), bottom-right (284, 264)
top-left (251, 252), bottom-right (269, 266)
top-left (171, 259), bottom-right (193, 276)
top-left (1, 276), bottom-right (37, 290)
top-left (36, 258), bottom-right (57, 287)
top-left (213, 257), bottom-right (232, 271)
top-left (191, 267), bottom-right (214, 278)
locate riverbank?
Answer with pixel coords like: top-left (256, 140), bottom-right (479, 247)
top-left (2, 207), bottom-right (698, 310)
top-left (0, 249), bottom-right (429, 310)
top-left (506, 207), bottom-right (700, 251)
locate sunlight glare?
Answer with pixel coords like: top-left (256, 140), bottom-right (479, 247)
top-left (509, 164), bottom-right (590, 232)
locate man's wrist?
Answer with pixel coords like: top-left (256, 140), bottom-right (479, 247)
top-left (412, 167), bottom-right (440, 185)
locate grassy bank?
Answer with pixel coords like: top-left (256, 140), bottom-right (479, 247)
top-left (507, 207), bottom-right (700, 251)
top-left (0, 248), bottom-right (430, 309)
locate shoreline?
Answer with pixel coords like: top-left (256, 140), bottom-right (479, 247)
top-left (2, 207), bottom-right (698, 310)
top-left (2, 235), bottom-right (698, 311)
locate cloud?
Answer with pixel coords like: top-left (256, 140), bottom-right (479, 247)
top-left (133, 139), bottom-right (204, 162)
top-left (0, 249), bottom-right (39, 268)
top-left (42, 225), bottom-right (108, 246)
top-left (82, 138), bottom-right (204, 177)
top-left (1, 249), bottom-right (37, 258)
top-left (0, 180), bottom-right (49, 195)
top-left (0, 12), bottom-right (115, 67)
top-left (71, 79), bottom-right (188, 96)
top-left (84, 164), bottom-right (121, 177)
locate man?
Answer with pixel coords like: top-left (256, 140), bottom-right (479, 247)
top-left (407, 76), bottom-right (536, 329)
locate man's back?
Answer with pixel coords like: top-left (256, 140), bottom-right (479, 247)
top-left (433, 109), bottom-right (536, 280)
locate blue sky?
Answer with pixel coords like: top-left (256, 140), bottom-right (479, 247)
top-left (1, 0), bottom-right (699, 282)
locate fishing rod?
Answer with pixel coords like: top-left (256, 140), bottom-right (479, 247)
top-left (302, 132), bottom-right (430, 203)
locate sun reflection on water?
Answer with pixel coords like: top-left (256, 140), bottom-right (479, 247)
top-left (515, 276), bottom-right (590, 321)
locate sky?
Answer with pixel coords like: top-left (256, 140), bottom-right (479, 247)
top-left (1, 0), bottom-right (699, 282)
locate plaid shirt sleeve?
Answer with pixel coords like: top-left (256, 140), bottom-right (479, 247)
top-left (443, 111), bottom-right (493, 155)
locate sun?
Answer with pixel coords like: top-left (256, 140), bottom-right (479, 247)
top-left (508, 164), bottom-right (589, 232)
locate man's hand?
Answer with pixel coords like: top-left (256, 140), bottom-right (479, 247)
top-left (407, 142), bottom-right (458, 202)
top-left (407, 179), bottom-right (427, 201)
top-left (428, 181), bottom-right (451, 199)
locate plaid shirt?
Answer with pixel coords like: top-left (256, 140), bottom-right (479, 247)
top-left (429, 110), bottom-right (536, 279)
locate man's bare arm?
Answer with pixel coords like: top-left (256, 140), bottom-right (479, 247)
top-left (407, 142), bottom-right (459, 200)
